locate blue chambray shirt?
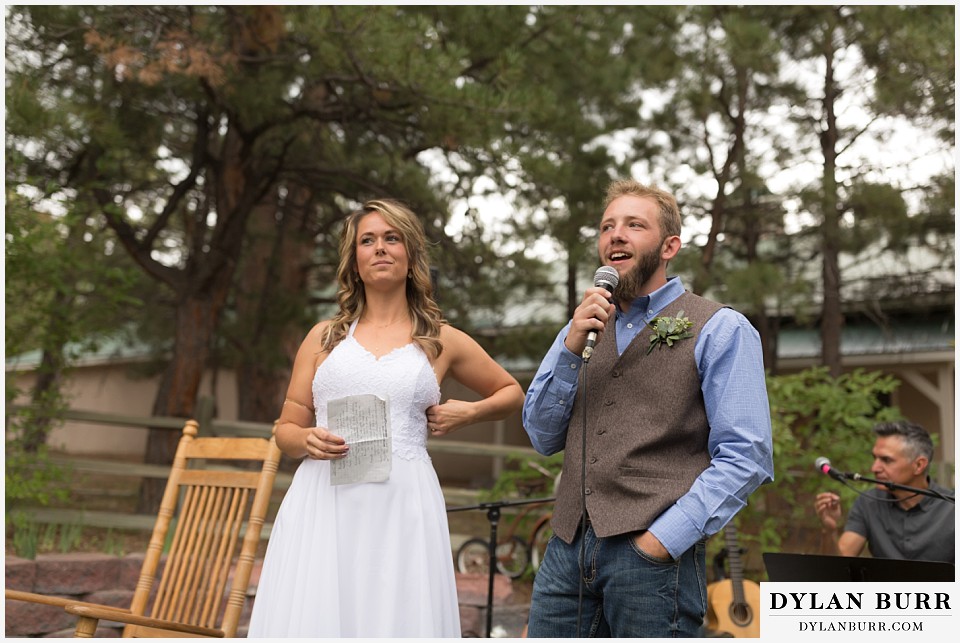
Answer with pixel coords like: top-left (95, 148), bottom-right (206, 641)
top-left (522, 276), bottom-right (774, 558)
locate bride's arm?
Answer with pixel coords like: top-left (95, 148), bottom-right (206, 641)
top-left (425, 325), bottom-right (524, 436)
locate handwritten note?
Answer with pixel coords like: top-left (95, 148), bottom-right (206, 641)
top-left (327, 394), bottom-right (391, 486)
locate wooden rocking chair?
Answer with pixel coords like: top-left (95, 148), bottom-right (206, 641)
top-left (6, 419), bottom-right (282, 637)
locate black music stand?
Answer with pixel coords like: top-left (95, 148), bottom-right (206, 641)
top-left (448, 497), bottom-right (554, 638)
top-left (763, 552), bottom-right (955, 582)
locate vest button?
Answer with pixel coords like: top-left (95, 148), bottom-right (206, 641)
top-left (612, 370), bottom-right (621, 378)
top-left (597, 429), bottom-right (605, 435)
top-left (589, 456), bottom-right (597, 464)
top-left (584, 488), bottom-right (592, 495)
top-left (604, 399), bottom-right (614, 406)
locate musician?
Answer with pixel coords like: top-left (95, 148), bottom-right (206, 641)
top-left (815, 420), bottom-right (954, 564)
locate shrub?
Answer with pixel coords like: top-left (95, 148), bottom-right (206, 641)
top-left (723, 367), bottom-right (902, 577)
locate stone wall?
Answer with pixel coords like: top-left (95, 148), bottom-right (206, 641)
top-left (5, 553), bottom-right (528, 637)
top-left (6, 553), bottom-right (143, 637)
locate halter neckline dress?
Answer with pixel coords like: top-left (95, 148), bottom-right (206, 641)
top-left (248, 320), bottom-right (461, 637)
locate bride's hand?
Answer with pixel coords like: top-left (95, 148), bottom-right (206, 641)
top-left (304, 426), bottom-right (349, 460)
top-left (426, 400), bottom-right (475, 437)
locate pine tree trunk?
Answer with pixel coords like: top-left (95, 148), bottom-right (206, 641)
top-left (137, 281), bottom-right (232, 513)
top-left (135, 7), bottom-right (287, 513)
top-left (234, 187), bottom-right (316, 424)
top-left (819, 16), bottom-right (844, 378)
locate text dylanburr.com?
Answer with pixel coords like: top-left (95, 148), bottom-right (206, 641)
top-left (761, 582), bottom-right (955, 638)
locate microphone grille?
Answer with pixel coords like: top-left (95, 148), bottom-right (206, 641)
top-left (814, 456), bottom-right (830, 470)
top-left (593, 265), bottom-right (620, 290)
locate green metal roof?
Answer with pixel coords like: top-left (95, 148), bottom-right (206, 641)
top-left (778, 319), bottom-right (954, 360)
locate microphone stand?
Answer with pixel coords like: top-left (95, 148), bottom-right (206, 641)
top-left (447, 496), bottom-right (555, 637)
top-left (840, 473), bottom-right (955, 503)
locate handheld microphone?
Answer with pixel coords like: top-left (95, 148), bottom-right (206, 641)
top-left (581, 266), bottom-right (619, 362)
top-left (815, 456), bottom-right (848, 481)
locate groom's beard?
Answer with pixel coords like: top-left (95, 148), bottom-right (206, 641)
top-left (612, 242), bottom-right (662, 303)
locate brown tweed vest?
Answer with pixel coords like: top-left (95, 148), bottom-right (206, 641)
top-left (551, 291), bottom-right (724, 543)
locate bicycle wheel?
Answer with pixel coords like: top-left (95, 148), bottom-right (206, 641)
top-left (496, 535), bottom-right (531, 579)
top-left (456, 537), bottom-right (492, 575)
top-left (530, 520), bottom-right (554, 571)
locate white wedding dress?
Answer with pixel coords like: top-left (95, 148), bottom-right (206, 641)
top-left (248, 321), bottom-right (461, 637)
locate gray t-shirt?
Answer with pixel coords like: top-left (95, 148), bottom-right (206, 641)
top-left (845, 481), bottom-right (954, 564)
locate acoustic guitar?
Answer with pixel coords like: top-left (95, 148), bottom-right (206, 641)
top-left (705, 524), bottom-right (761, 638)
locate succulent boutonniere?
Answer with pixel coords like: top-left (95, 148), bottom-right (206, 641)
top-left (646, 310), bottom-right (694, 355)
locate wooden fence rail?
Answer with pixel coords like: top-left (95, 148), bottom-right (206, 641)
top-left (7, 403), bottom-right (540, 534)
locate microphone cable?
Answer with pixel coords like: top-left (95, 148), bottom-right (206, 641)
top-left (576, 358), bottom-right (588, 635)
top-left (574, 266), bottom-right (616, 635)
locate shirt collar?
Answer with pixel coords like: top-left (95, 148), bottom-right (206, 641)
top-left (616, 276), bottom-right (685, 318)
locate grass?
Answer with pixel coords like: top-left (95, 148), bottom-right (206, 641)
top-left (6, 520), bottom-right (153, 559)
top-left (7, 464), bottom-right (155, 558)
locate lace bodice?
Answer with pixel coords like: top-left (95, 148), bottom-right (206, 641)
top-left (312, 322), bottom-right (441, 462)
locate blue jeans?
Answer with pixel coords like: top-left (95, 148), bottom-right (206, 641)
top-left (527, 522), bottom-right (707, 638)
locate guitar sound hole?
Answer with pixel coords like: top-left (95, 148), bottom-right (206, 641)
top-left (729, 603), bottom-right (753, 626)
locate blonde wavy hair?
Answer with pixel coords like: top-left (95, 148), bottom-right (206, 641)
top-left (320, 199), bottom-right (446, 358)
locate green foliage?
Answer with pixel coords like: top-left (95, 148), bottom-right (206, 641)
top-left (6, 171), bottom-right (148, 448)
top-left (39, 523), bottom-right (57, 551)
top-left (844, 181), bottom-right (910, 251)
top-left (4, 191), bottom-right (63, 356)
top-left (481, 453), bottom-right (564, 503)
top-left (4, 439), bottom-right (71, 557)
top-left (7, 518), bottom-right (111, 558)
top-left (57, 522), bottom-right (85, 553)
top-left (920, 172), bottom-right (956, 234)
top-left (728, 367), bottom-right (902, 574)
top-left (24, 521), bottom-right (87, 555)
top-left (856, 5), bottom-right (955, 139)
top-left (4, 441), bottom-right (71, 509)
top-left (720, 259), bottom-right (813, 327)
top-left (480, 452), bottom-right (562, 575)
top-left (103, 529), bottom-right (126, 557)
top-left (5, 377), bottom-right (72, 506)
top-left (645, 311), bottom-right (694, 354)
top-left (7, 511), bottom-right (40, 559)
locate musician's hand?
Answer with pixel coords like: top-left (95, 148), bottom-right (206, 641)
top-left (815, 492), bottom-right (842, 530)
